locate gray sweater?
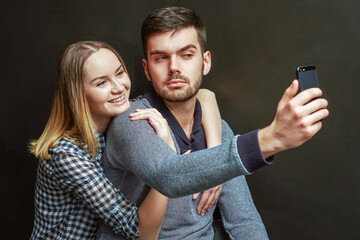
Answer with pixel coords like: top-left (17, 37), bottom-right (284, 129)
top-left (96, 96), bottom-right (268, 239)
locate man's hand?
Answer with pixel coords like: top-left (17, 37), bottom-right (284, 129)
top-left (259, 80), bottom-right (329, 158)
top-left (193, 185), bottom-right (222, 216)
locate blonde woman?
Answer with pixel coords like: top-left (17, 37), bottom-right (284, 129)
top-left (29, 41), bottom-right (221, 239)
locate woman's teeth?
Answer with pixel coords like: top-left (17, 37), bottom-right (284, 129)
top-left (109, 95), bottom-right (125, 103)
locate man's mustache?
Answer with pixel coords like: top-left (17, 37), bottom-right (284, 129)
top-left (166, 73), bottom-right (189, 83)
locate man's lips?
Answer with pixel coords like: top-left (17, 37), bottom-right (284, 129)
top-left (166, 79), bottom-right (187, 88)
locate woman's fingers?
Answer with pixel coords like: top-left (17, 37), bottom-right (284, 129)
top-left (130, 109), bottom-right (164, 121)
top-left (130, 109), bottom-right (164, 122)
top-left (129, 108), bottom-right (171, 141)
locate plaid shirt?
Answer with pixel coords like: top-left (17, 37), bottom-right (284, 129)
top-left (31, 133), bottom-right (140, 240)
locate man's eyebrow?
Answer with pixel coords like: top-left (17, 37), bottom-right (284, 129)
top-left (149, 44), bottom-right (198, 56)
top-left (178, 44), bottom-right (197, 52)
top-left (149, 50), bottom-right (166, 56)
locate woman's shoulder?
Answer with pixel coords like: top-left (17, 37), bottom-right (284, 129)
top-left (47, 137), bottom-right (101, 170)
top-left (48, 137), bottom-right (87, 157)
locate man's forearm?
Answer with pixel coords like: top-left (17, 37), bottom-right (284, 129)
top-left (106, 103), bottom-right (250, 198)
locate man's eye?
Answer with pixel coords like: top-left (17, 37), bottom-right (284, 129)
top-left (155, 56), bottom-right (167, 61)
top-left (183, 54), bottom-right (193, 58)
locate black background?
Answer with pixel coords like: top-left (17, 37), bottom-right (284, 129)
top-left (1, 0), bottom-right (359, 239)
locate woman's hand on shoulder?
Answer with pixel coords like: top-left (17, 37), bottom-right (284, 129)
top-left (129, 109), bottom-right (176, 151)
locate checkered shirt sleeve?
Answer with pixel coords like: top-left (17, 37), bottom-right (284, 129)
top-left (31, 135), bottom-right (139, 239)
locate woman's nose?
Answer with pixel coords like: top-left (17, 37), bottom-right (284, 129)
top-left (111, 80), bottom-right (125, 93)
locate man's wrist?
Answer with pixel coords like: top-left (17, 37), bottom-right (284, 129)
top-left (258, 124), bottom-right (283, 159)
top-left (236, 130), bottom-right (273, 173)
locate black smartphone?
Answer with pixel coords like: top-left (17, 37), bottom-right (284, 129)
top-left (296, 65), bottom-right (319, 91)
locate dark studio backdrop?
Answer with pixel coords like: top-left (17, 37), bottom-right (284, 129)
top-left (1, 0), bottom-right (359, 239)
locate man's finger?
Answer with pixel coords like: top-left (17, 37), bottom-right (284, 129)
top-left (280, 80), bottom-right (299, 104)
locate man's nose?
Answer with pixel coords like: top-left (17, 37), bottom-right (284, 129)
top-left (169, 55), bottom-right (179, 74)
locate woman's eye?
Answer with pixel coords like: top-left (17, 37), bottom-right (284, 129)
top-left (117, 70), bottom-right (125, 76)
top-left (96, 80), bottom-right (106, 86)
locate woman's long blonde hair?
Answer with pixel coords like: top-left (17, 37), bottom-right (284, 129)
top-left (30, 41), bottom-right (128, 159)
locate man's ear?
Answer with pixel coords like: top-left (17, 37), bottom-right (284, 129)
top-left (203, 51), bottom-right (212, 76)
top-left (142, 58), bottom-right (151, 81)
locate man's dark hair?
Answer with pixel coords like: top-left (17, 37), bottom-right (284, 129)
top-left (141, 7), bottom-right (207, 57)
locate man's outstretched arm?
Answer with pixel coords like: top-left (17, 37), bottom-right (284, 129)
top-left (104, 80), bottom-right (329, 198)
top-left (104, 99), bottom-right (252, 198)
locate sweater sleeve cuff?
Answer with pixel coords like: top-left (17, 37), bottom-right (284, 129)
top-left (236, 129), bottom-right (274, 173)
top-left (104, 190), bottom-right (140, 239)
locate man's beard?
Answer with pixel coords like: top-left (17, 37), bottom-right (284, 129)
top-left (148, 66), bottom-right (203, 103)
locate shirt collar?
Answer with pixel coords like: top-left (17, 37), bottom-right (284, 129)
top-left (143, 87), bottom-right (204, 151)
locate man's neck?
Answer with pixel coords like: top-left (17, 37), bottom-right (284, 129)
top-left (163, 97), bottom-right (196, 140)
